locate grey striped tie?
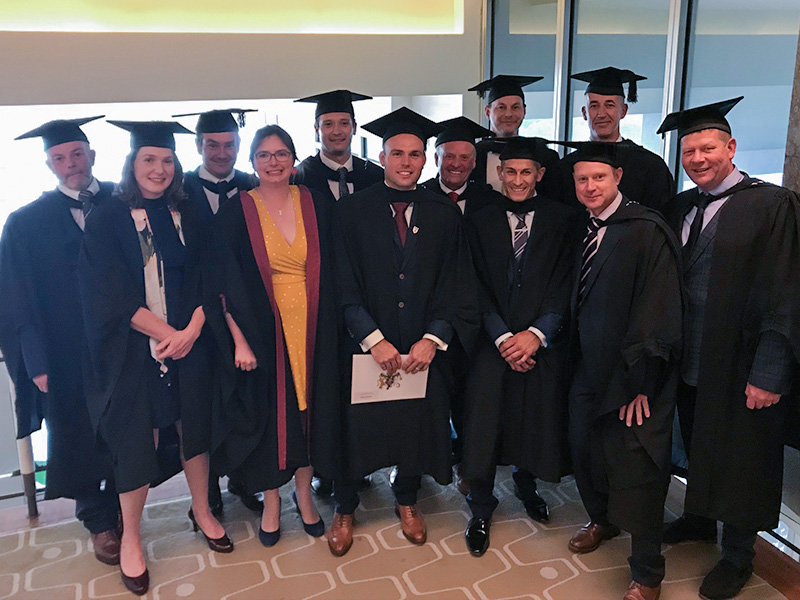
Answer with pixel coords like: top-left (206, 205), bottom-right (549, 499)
top-left (578, 217), bottom-right (603, 304)
top-left (513, 214), bottom-right (528, 263)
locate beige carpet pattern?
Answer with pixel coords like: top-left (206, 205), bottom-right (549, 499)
top-left (0, 468), bottom-right (786, 599)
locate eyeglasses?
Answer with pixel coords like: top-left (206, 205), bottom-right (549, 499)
top-left (254, 150), bottom-right (293, 162)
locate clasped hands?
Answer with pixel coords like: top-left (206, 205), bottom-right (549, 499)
top-left (155, 323), bottom-right (202, 361)
top-left (499, 330), bottom-right (540, 372)
top-left (370, 338), bottom-right (436, 375)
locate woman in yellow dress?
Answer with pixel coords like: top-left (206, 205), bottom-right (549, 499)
top-left (211, 125), bottom-right (341, 546)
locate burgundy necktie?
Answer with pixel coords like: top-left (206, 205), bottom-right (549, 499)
top-left (447, 191), bottom-right (459, 203)
top-left (392, 202), bottom-right (410, 245)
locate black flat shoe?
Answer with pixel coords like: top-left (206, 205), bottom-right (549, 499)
top-left (188, 509), bottom-right (234, 553)
top-left (120, 567), bottom-right (149, 596)
top-left (465, 517), bottom-right (491, 557)
top-left (292, 491), bottom-right (325, 537)
top-left (699, 559), bottom-right (753, 599)
top-left (228, 480), bottom-right (264, 513)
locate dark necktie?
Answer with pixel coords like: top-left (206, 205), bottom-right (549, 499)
top-left (447, 191), bottom-right (460, 203)
top-left (337, 167), bottom-right (350, 199)
top-left (512, 213), bottom-right (529, 263)
top-left (392, 202), bottom-right (410, 245)
top-left (578, 217), bottom-right (603, 305)
top-left (201, 179), bottom-right (234, 210)
top-left (683, 192), bottom-right (712, 262)
top-left (78, 189), bottom-right (95, 219)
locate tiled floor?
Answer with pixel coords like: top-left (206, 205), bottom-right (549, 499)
top-left (0, 468), bottom-right (788, 599)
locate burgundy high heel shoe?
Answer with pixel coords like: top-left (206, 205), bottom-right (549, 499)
top-left (120, 567), bottom-right (149, 596)
top-left (188, 508), bottom-right (234, 553)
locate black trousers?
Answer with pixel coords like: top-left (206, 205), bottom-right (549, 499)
top-left (676, 380), bottom-right (758, 569)
top-left (75, 483), bottom-right (120, 534)
top-left (334, 471), bottom-right (421, 515)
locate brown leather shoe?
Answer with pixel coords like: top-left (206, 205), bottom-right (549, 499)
top-left (394, 503), bottom-right (427, 545)
top-left (92, 529), bottom-right (121, 565)
top-left (567, 522), bottom-right (621, 553)
top-left (327, 513), bottom-right (354, 557)
top-left (623, 581), bottom-right (661, 600)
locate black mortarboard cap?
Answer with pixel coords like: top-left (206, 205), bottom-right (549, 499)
top-left (295, 90), bottom-right (373, 118)
top-left (553, 141), bottom-right (623, 169)
top-left (468, 75), bottom-right (543, 105)
top-left (362, 107), bottom-right (444, 144)
top-left (434, 117), bottom-right (493, 147)
top-left (571, 66), bottom-right (646, 103)
top-left (108, 120), bottom-right (194, 151)
top-left (497, 136), bottom-right (552, 166)
top-left (15, 116), bottom-right (104, 150)
top-left (173, 108), bottom-right (256, 133)
top-left (656, 96), bottom-right (743, 139)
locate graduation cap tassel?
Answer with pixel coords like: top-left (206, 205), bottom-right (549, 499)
top-left (628, 79), bottom-right (638, 103)
top-left (238, 112), bottom-right (246, 128)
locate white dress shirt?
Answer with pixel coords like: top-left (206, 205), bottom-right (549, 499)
top-left (319, 152), bottom-right (354, 200)
top-left (681, 167), bottom-right (743, 244)
top-left (199, 165), bottom-right (237, 214)
top-left (58, 177), bottom-right (100, 230)
top-left (439, 180), bottom-right (468, 214)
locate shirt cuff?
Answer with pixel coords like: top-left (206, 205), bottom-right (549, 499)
top-left (528, 327), bottom-right (547, 348)
top-left (423, 333), bottom-right (448, 351)
top-left (360, 329), bottom-right (385, 352)
top-left (494, 332), bottom-right (513, 349)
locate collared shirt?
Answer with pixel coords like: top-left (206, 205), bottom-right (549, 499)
top-left (58, 177), bottom-right (100, 230)
top-left (319, 151), bottom-right (354, 200)
top-left (592, 191), bottom-right (624, 247)
top-left (199, 165), bottom-right (237, 214)
top-left (681, 167), bottom-right (743, 244)
top-left (439, 180), bottom-right (468, 214)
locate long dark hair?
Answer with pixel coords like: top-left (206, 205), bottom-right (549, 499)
top-left (114, 147), bottom-right (187, 209)
top-left (249, 124), bottom-right (297, 164)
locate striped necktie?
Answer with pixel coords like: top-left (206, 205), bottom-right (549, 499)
top-left (513, 213), bottom-right (528, 263)
top-left (578, 217), bottom-right (603, 304)
top-left (78, 189), bottom-right (95, 218)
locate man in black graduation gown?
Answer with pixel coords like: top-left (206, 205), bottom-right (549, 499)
top-left (175, 108), bottom-right (257, 222)
top-left (563, 142), bottom-right (682, 600)
top-left (468, 75), bottom-right (561, 199)
top-left (173, 108), bottom-right (261, 515)
top-left (293, 89), bottom-right (384, 203)
top-left (420, 117), bottom-right (499, 480)
top-left (658, 99), bottom-right (800, 600)
top-left (558, 67), bottom-right (675, 212)
top-left (328, 107), bottom-right (478, 557)
top-left (460, 137), bottom-right (577, 556)
top-left (0, 117), bottom-right (120, 565)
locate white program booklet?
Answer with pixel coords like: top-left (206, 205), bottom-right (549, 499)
top-left (351, 355), bottom-right (429, 404)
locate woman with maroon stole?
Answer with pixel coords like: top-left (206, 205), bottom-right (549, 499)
top-left (211, 125), bottom-right (341, 546)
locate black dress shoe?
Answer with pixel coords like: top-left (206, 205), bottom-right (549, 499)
top-left (662, 514), bottom-right (717, 544)
top-left (699, 559), bottom-right (753, 599)
top-left (227, 480), bottom-right (264, 513)
top-left (120, 567), bottom-right (149, 596)
top-left (514, 485), bottom-right (550, 522)
top-left (208, 480), bottom-right (224, 518)
top-left (311, 476), bottom-right (334, 498)
top-left (465, 517), bottom-right (491, 557)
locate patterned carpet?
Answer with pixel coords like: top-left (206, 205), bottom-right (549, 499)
top-left (0, 468), bottom-right (786, 599)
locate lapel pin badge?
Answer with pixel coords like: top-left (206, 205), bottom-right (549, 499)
top-left (412, 226), bottom-right (419, 234)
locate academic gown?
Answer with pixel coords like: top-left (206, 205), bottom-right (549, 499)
top-left (569, 199), bottom-right (682, 536)
top-left (558, 141), bottom-right (675, 213)
top-left (293, 152), bottom-right (384, 204)
top-left (333, 183), bottom-right (480, 484)
top-left (474, 138), bottom-right (561, 200)
top-left (0, 184), bottom-right (115, 500)
top-left (79, 196), bottom-right (213, 494)
top-left (665, 182), bottom-right (800, 532)
top-left (420, 177), bottom-right (502, 216)
top-left (208, 186), bottom-right (342, 493)
top-left (460, 196), bottom-right (578, 482)
top-left (183, 168), bottom-right (256, 222)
